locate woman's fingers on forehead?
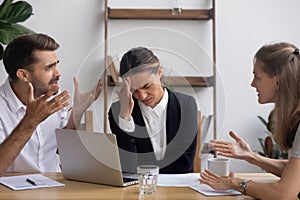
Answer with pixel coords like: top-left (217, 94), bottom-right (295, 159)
top-left (130, 88), bottom-right (135, 93)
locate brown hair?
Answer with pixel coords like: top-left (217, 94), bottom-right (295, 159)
top-left (119, 47), bottom-right (160, 77)
top-left (3, 33), bottom-right (60, 81)
top-left (254, 42), bottom-right (300, 150)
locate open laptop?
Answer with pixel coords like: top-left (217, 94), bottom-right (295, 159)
top-left (55, 129), bottom-right (138, 187)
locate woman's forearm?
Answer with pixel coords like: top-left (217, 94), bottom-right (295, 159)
top-left (229, 178), bottom-right (296, 200)
top-left (245, 152), bottom-right (288, 176)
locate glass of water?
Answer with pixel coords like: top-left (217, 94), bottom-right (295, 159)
top-left (137, 165), bottom-right (159, 194)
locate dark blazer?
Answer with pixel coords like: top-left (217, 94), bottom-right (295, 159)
top-left (108, 88), bottom-right (197, 174)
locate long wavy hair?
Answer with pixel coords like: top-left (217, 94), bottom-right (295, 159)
top-left (254, 42), bottom-right (300, 150)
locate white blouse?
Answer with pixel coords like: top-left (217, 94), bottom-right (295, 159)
top-left (119, 89), bottom-right (169, 161)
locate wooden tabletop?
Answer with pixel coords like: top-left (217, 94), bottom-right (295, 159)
top-left (0, 172), bottom-right (279, 200)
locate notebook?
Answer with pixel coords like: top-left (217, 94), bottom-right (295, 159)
top-left (55, 129), bottom-right (138, 187)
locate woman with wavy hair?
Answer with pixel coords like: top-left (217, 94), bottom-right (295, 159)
top-left (200, 42), bottom-right (300, 200)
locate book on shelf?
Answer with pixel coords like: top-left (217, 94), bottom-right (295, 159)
top-left (106, 55), bottom-right (119, 83)
top-left (200, 114), bottom-right (213, 156)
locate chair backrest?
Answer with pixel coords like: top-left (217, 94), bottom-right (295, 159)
top-left (80, 110), bottom-right (94, 131)
top-left (193, 111), bottom-right (201, 172)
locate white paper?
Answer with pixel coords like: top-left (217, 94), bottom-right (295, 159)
top-left (189, 183), bottom-right (241, 196)
top-left (0, 174), bottom-right (65, 190)
top-left (157, 173), bottom-right (200, 187)
top-left (157, 173), bottom-right (241, 196)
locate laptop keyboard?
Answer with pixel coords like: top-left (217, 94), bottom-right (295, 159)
top-left (123, 177), bottom-right (138, 183)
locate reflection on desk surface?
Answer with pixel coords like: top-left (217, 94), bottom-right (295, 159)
top-left (0, 172), bottom-right (279, 200)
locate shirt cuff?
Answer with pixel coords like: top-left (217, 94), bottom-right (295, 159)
top-left (119, 116), bottom-right (135, 132)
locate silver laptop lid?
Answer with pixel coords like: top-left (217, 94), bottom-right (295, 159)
top-left (55, 129), bottom-right (136, 186)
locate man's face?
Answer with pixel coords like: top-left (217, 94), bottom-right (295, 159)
top-left (29, 50), bottom-right (61, 98)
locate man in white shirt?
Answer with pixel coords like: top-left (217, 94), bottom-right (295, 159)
top-left (0, 33), bottom-right (102, 176)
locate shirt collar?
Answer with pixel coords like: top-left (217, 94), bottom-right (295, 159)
top-left (139, 88), bottom-right (169, 117)
top-left (2, 78), bottom-right (26, 113)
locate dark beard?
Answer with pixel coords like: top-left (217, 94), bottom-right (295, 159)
top-left (50, 77), bottom-right (60, 95)
top-left (33, 77), bottom-right (60, 97)
top-left (49, 77), bottom-right (59, 85)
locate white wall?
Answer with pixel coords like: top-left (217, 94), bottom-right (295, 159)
top-left (1, 0), bottom-right (300, 172)
top-left (216, 0), bottom-right (300, 172)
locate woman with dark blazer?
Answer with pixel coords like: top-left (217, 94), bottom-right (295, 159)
top-left (108, 47), bottom-right (197, 174)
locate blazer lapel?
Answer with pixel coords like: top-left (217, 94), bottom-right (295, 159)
top-left (166, 89), bottom-right (181, 144)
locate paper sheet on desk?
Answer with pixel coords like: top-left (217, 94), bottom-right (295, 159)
top-left (189, 183), bottom-right (241, 196)
top-left (0, 174), bottom-right (64, 190)
top-left (157, 173), bottom-right (241, 196)
top-left (157, 173), bottom-right (200, 187)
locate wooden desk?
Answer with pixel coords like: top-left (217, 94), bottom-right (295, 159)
top-left (0, 173), bottom-right (279, 200)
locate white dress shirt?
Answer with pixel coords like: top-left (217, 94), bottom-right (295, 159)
top-left (119, 89), bottom-right (168, 161)
top-left (0, 78), bottom-right (68, 172)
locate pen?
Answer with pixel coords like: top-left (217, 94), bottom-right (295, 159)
top-left (26, 178), bottom-right (37, 186)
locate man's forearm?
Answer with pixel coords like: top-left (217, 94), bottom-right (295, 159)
top-left (64, 110), bottom-right (81, 130)
top-left (0, 119), bottom-right (36, 177)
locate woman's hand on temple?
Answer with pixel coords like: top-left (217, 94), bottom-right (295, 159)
top-left (116, 77), bottom-right (134, 120)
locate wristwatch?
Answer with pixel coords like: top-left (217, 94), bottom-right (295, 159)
top-left (239, 179), bottom-right (251, 194)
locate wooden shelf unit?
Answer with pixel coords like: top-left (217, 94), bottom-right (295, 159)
top-left (108, 75), bottom-right (214, 87)
top-left (106, 7), bottom-right (215, 88)
top-left (103, 1), bottom-right (217, 144)
top-left (108, 8), bottom-right (213, 20)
